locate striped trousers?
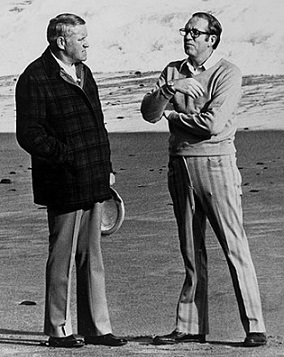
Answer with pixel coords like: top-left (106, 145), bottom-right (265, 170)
top-left (168, 155), bottom-right (266, 335)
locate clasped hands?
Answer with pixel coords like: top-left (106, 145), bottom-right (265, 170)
top-left (171, 77), bottom-right (204, 98)
top-left (164, 77), bottom-right (204, 119)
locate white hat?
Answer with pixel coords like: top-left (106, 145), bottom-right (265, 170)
top-left (101, 187), bottom-right (125, 235)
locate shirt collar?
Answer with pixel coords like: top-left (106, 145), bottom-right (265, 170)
top-left (180, 50), bottom-right (223, 74)
top-left (50, 50), bottom-right (77, 81)
top-left (202, 50), bottom-right (223, 70)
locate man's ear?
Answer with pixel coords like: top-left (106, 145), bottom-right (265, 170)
top-left (57, 36), bottom-right (66, 50)
top-left (209, 34), bottom-right (217, 48)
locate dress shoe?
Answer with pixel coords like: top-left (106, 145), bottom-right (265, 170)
top-left (244, 332), bottom-right (267, 347)
top-left (153, 330), bottom-right (206, 345)
top-left (48, 334), bottom-right (85, 348)
top-left (85, 333), bottom-right (127, 346)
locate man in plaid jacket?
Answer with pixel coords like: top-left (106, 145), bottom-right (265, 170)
top-left (16, 13), bottom-right (127, 348)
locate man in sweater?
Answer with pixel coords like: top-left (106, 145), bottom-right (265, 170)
top-left (141, 12), bottom-right (266, 347)
top-left (16, 13), bottom-right (127, 348)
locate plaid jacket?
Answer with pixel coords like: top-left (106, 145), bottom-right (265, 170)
top-left (16, 48), bottom-right (112, 212)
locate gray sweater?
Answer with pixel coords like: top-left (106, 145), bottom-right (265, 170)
top-left (141, 57), bottom-right (242, 156)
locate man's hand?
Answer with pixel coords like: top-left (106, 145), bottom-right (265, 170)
top-left (172, 78), bottom-right (204, 99)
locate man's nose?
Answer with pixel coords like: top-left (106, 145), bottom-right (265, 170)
top-left (185, 31), bottom-right (193, 39)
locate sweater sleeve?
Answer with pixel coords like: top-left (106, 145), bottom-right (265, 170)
top-left (167, 66), bottom-right (242, 136)
top-left (16, 73), bottom-right (74, 166)
top-left (140, 68), bottom-right (175, 123)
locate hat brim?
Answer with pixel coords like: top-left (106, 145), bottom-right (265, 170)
top-left (101, 187), bottom-right (125, 236)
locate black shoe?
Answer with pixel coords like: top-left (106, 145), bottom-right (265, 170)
top-left (244, 332), bottom-right (267, 347)
top-left (48, 334), bottom-right (85, 348)
top-left (85, 333), bottom-right (127, 346)
top-left (153, 330), bottom-right (206, 345)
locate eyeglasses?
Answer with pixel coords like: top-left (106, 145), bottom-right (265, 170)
top-left (179, 28), bottom-right (211, 39)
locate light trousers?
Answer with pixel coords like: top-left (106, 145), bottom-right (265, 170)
top-left (44, 203), bottom-right (112, 337)
top-left (168, 155), bottom-right (266, 335)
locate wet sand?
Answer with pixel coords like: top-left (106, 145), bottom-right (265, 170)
top-left (1, 73), bottom-right (284, 133)
top-left (0, 130), bottom-right (283, 356)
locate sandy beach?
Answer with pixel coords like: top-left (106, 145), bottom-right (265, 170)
top-left (0, 72), bottom-right (283, 356)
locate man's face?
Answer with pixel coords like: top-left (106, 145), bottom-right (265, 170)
top-left (63, 24), bottom-right (89, 64)
top-left (183, 16), bottom-right (212, 59)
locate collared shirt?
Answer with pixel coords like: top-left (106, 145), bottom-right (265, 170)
top-left (181, 50), bottom-right (223, 75)
top-left (50, 51), bottom-right (78, 82)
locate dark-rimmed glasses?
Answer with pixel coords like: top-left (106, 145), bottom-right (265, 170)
top-left (179, 28), bottom-right (211, 39)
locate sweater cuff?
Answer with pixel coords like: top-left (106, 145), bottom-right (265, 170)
top-left (161, 83), bottom-right (176, 99)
